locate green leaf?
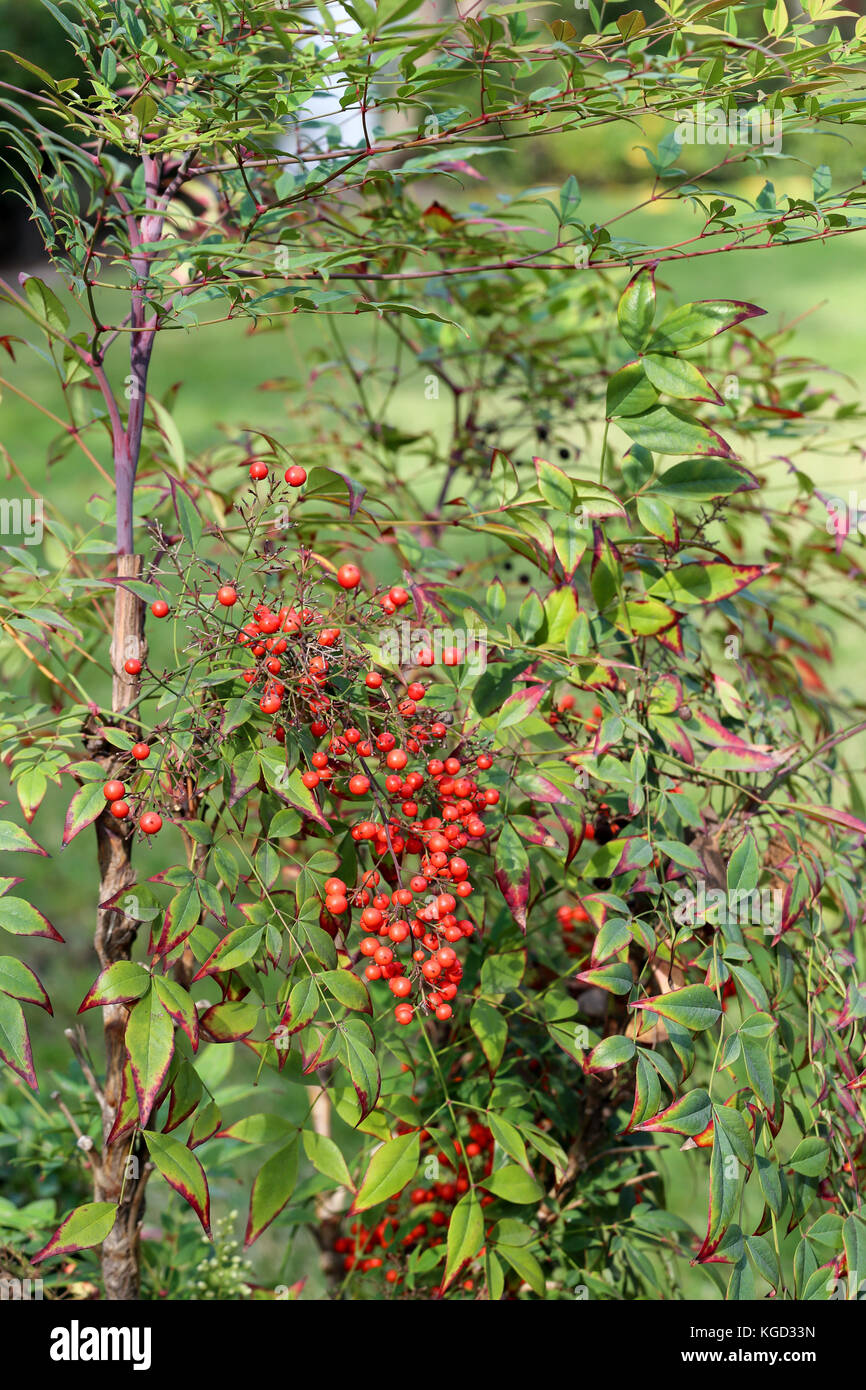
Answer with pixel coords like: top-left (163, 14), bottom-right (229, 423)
top-left (443, 1190), bottom-right (484, 1288)
top-left (23, 274), bottom-right (70, 333)
top-left (352, 1132), bottom-right (420, 1213)
top-left (617, 406), bottom-right (732, 458)
top-left (488, 1113), bottom-right (529, 1169)
top-left (606, 361), bottom-right (658, 418)
top-left (648, 457), bottom-right (757, 500)
top-left (0, 896), bottom-right (63, 941)
top-left (643, 353), bottom-right (719, 402)
top-left (126, 986), bottom-right (175, 1124)
top-left (741, 1034), bottom-right (775, 1110)
top-left (32, 1202), bottom-right (117, 1263)
top-left (617, 266), bottom-right (656, 350)
top-left (0, 956), bottom-right (50, 1011)
top-left (143, 1129), bottom-right (212, 1235)
top-left (79, 961), bottom-right (151, 1012)
top-left (789, 1137), bottom-right (829, 1178)
top-left (647, 562), bottom-right (765, 606)
top-left (243, 1139), bottom-right (300, 1245)
top-left (0, 991), bottom-right (36, 1088)
top-left (587, 1034), bottom-right (635, 1070)
top-left (470, 998), bottom-right (508, 1072)
top-left (480, 949), bottom-right (525, 997)
top-left (320, 969), bottom-right (372, 1014)
top-left (0, 820), bottom-right (48, 855)
top-left (636, 495), bottom-right (678, 545)
top-left (648, 299), bottom-right (765, 351)
top-left (632, 984), bottom-right (721, 1032)
top-left (302, 1129), bottom-right (355, 1191)
top-left (61, 780), bottom-right (106, 847)
top-left (497, 1241), bottom-right (545, 1294)
top-left (482, 1164), bottom-right (543, 1204)
top-left (534, 457), bottom-right (573, 511)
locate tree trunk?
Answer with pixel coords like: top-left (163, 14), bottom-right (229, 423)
top-left (93, 553), bottom-right (149, 1299)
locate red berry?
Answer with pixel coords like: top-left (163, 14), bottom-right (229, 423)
top-left (349, 774), bottom-right (370, 795)
top-left (109, 800), bottom-right (129, 819)
top-left (407, 682), bottom-right (425, 701)
top-left (390, 976), bottom-right (412, 997)
top-left (150, 599), bottom-right (169, 618)
top-left (301, 770), bottom-right (320, 788)
top-left (103, 780), bottom-right (125, 802)
top-left (249, 461), bottom-right (269, 480)
top-left (394, 1004), bottom-right (413, 1025)
top-left (124, 658), bottom-right (142, 675)
top-left (260, 695), bottom-right (281, 714)
top-left (435, 1003), bottom-right (453, 1021)
top-left (131, 742), bottom-right (150, 761)
top-left (337, 563), bottom-right (361, 589)
top-left (140, 812), bottom-right (162, 835)
top-left (285, 465), bottom-right (307, 487)
top-left (217, 585), bottom-right (238, 606)
top-left (386, 749), bottom-right (407, 771)
top-left (476, 752), bottom-right (493, 770)
top-left (389, 586), bottom-right (410, 607)
top-left (365, 671), bottom-right (382, 689)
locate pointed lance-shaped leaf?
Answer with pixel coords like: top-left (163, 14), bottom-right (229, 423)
top-left (126, 986), bottom-right (175, 1124)
top-left (143, 1129), bottom-right (211, 1236)
top-left (32, 1202), bottom-right (117, 1264)
top-left (0, 956), bottom-right (51, 1012)
top-left (351, 1131), bottom-right (420, 1214)
top-left (0, 896), bottom-right (63, 941)
top-left (631, 984), bottom-right (722, 1032)
top-left (62, 781), bottom-right (107, 847)
top-left (0, 991), bottom-right (37, 1088)
top-left (0, 819), bottom-right (48, 855)
top-left (244, 1139), bottom-right (299, 1246)
top-left (78, 960), bottom-right (151, 1013)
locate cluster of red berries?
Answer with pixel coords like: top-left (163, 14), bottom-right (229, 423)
top-left (307, 731), bottom-right (499, 1024)
top-left (248, 460), bottom-right (308, 487)
top-left (337, 1118), bottom-right (497, 1287)
top-left (550, 695), bottom-right (602, 731)
top-left (556, 900), bottom-right (592, 957)
top-left (102, 758), bottom-right (162, 836)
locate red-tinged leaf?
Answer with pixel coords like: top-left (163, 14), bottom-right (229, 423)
top-left (647, 562), bottom-right (769, 607)
top-left (649, 299), bottom-right (766, 352)
top-left (154, 883), bottom-right (200, 957)
top-left (494, 820), bottom-right (530, 934)
top-left (189, 1099), bottom-right (222, 1149)
top-left (165, 1061), bottom-right (203, 1133)
top-left (78, 960), bottom-right (151, 1013)
top-left (191, 923), bottom-right (263, 981)
top-left (61, 781), bottom-right (106, 847)
top-left (320, 968), bottom-right (372, 1015)
top-left (343, 1032), bottom-right (381, 1118)
top-left (655, 621), bottom-right (685, 656)
top-left (442, 1190), bottom-right (484, 1290)
top-left (126, 987), bottom-right (175, 1124)
top-left (351, 1132), bottom-right (421, 1215)
top-left (31, 1202), bottom-right (117, 1264)
top-left (0, 991), bottom-right (37, 1088)
top-left (622, 1053), bottom-right (663, 1133)
top-left (244, 1139), bottom-right (299, 1246)
top-left (154, 975), bottom-right (199, 1051)
top-left (200, 999), bottom-right (257, 1041)
top-left (575, 961), bottom-right (634, 995)
top-left (650, 713), bottom-right (695, 764)
top-left (0, 896), bottom-right (63, 941)
top-left (632, 1088), bottom-right (713, 1137)
top-left (0, 819), bottom-right (48, 855)
top-left (107, 1062), bottom-right (139, 1144)
top-left (703, 743), bottom-right (796, 773)
top-left (280, 976), bottom-right (320, 1034)
top-left (776, 802), bottom-right (866, 841)
top-left (143, 1128), bottom-right (211, 1236)
top-left (694, 1123), bottom-right (746, 1263)
top-left (0, 955), bottom-right (51, 1012)
top-left (632, 984), bottom-right (721, 1032)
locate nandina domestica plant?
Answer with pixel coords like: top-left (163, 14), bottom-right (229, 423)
top-left (0, 0), bottom-right (865, 1304)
